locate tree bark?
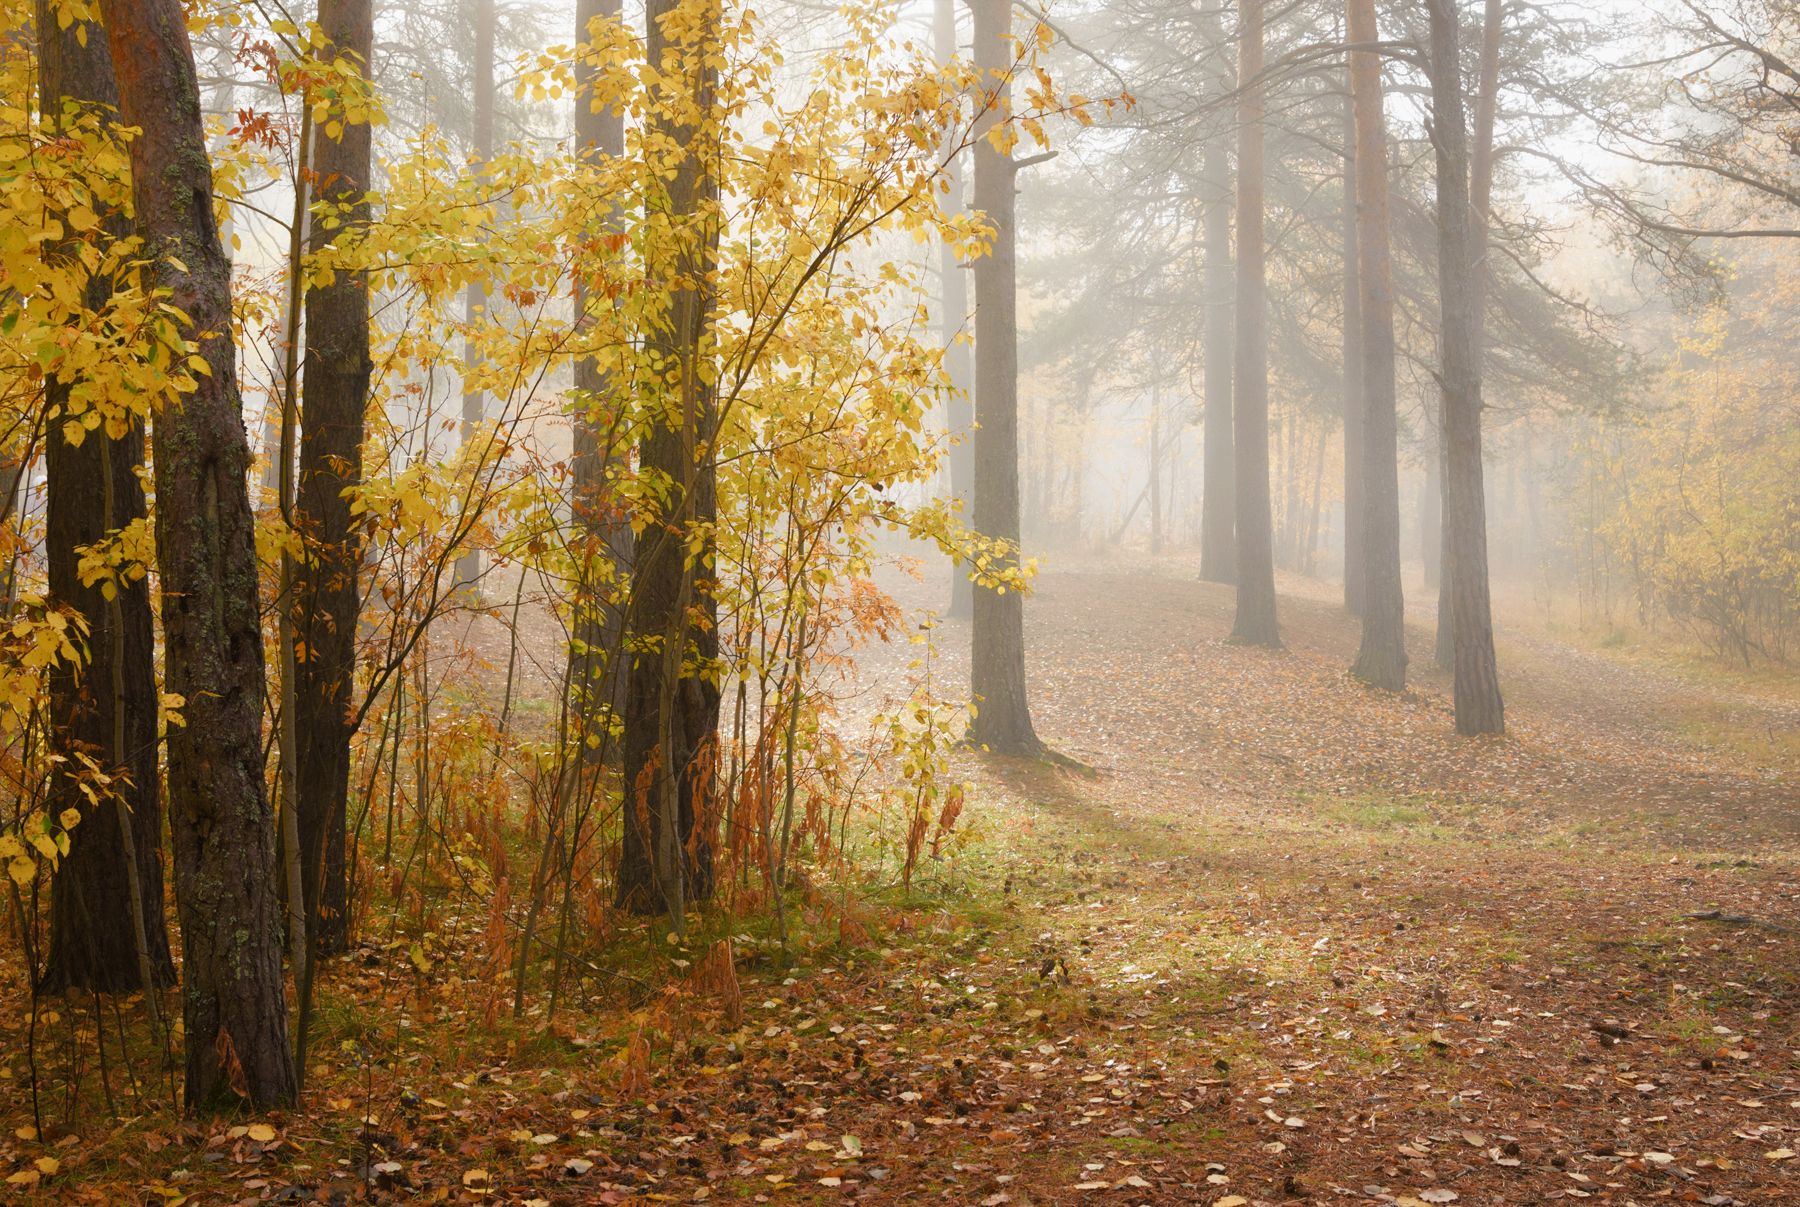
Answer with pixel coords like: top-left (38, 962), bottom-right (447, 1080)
top-left (1346, 0), bottom-right (1406, 691)
top-left (967, 0), bottom-right (1042, 751)
top-left (1427, 0), bottom-right (1505, 734)
top-left (296, 0), bottom-right (373, 959)
top-left (36, 1), bottom-right (174, 996)
top-left (570, 0), bottom-right (630, 755)
top-left (937, 0), bottom-right (976, 617)
top-left (1197, 4), bottom-right (1235, 585)
top-left (617, 0), bottom-right (724, 916)
top-left (1340, 69), bottom-right (1365, 615)
top-left (1229, 0), bottom-right (1280, 647)
top-left (99, 0), bottom-right (299, 1107)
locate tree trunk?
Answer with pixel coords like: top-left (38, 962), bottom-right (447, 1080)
top-left (1148, 383), bottom-right (1164, 556)
top-left (967, 0), bottom-right (1042, 752)
top-left (570, 0), bottom-right (630, 756)
top-left (1434, 414), bottom-right (1454, 668)
top-left (617, 0), bottom-right (723, 917)
top-left (1197, 2), bottom-right (1235, 585)
top-left (1421, 430), bottom-right (1441, 589)
top-left (1427, 0), bottom-right (1504, 734)
top-left (1340, 70), bottom-right (1365, 615)
top-left (1303, 425), bottom-right (1327, 574)
top-left (454, 0), bottom-right (496, 594)
top-left (1229, 0), bottom-right (1280, 647)
top-left (296, 0), bottom-right (373, 960)
top-left (937, 0), bottom-right (975, 616)
top-left (36, 3), bottom-right (175, 997)
top-left (98, 0), bottom-right (299, 1108)
top-left (1346, 0), bottom-right (1406, 691)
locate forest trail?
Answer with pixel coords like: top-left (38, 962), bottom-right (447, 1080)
top-left (34, 564), bottom-right (1799, 1207)
top-left (779, 558), bottom-right (1800, 1206)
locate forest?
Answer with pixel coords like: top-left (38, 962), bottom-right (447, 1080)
top-left (0, 0), bottom-right (1796, 1203)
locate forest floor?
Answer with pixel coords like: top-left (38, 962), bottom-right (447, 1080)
top-left (6, 557), bottom-right (1799, 1207)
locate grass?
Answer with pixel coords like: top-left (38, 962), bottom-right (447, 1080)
top-left (1305, 791), bottom-right (1447, 836)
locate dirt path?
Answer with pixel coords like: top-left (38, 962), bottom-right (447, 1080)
top-left (16, 562), bottom-right (1796, 1207)
top-left (793, 558), bottom-right (1800, 1206)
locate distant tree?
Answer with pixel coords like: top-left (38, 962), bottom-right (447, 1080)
top-left (455, 0), bottom-right (496, 593)
top-left (98, 0), bottom-right (299, 1106)
top-left (36, 0), bottom-right (173, 998)
top-left (1229, 0), bottom-right (1281, 647)
top-left (1346, 0), bottom-right (1406, 690)
top-left (1197, 1), bottom-right (1236, 587)
top-left (1340, 72), bottom-right (1364, 618)
top-left (936, 0), bottom-right (975, 618)
top-left (968, 0), bottom-right (1043, 752)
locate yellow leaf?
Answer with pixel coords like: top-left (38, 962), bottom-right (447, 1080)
top-left (246, 1123), bottom-right (277, 1143)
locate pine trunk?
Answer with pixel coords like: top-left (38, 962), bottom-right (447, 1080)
top-left (296, 0), bottom-right (373, 957)
top-left (1427, 0), bottom-right (1504, 734)
top-left (99, 0), bottom-right (299, 1108)
top-left (1340, 74), bottom-right (1365, 615)
top-left (1197, 126), bottom-right (1235, 584)
top-left (967, 0), bottom-right (1041, 752)
top-left (1229, 0), bottom-right (1280, 647)
top-left (1346, 0), bottom-right (1406, 691)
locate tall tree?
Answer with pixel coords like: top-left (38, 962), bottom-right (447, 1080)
top-left (936, 0), bottom-right (975, 618)
top-left (967, 0), bottom-right (1042, 751)
top-left (617, 0), bottom-right (724, 918)
top-left (1339, 69), bottom-right (1364, 615)
top-left (36, 0), bottom-right (173, 997)
top-left (455, 0), bottom-right (496, 593)
top-left (569, 0), bottom-right (630, 749)
top-left (1426, 0), bottom-right (1504, 734)
top-left (98, 0), bottom-right (299, 1106)
top-left (296, 0), bottom-right (374, 958)
top-left (1346, 0), bottom-right (1405, 690)
top-left (1229, 0), bottom-right (1280, 646)
top-left (1196, 1), bottom-right (1235, 586)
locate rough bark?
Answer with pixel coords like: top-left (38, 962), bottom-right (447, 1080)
top-left (1427, 0), bottom-right (1505, 734)
top-left (99, 0), bottom-right (299, 1107)
top-left (967, 0), bottom-right (1043, 750)
top-left (570, 0), bottom-right (630, 755)
top-left (1229, 0), bottom-right (1280, 647)
top-left (617, 0), bottom-right (723, 915)
top-left (936, 0), bottom-right (976, 617)
top-left (1346, 0), bottom-right (1406, 691)
top-left (1340, 73), bottom-right (1365, 616)
top-left (296, 0), bottom-right (373, 958)
top-left (1197, 4), bottom-right (1235, 585)
top-left (36, 0), bottom-right (174, 996)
